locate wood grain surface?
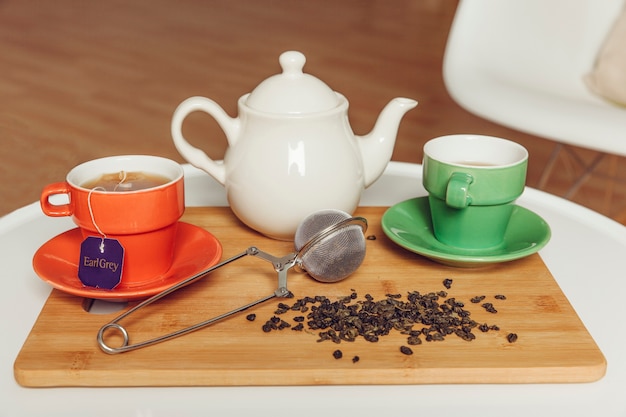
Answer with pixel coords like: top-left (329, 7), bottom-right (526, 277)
top-left (14, 207), bottom-right (606, 387)
top-left (1, 0), bottom-right (624, 223)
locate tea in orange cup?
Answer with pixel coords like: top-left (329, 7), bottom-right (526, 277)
top-left (40, 155), bottom-right (185, 288)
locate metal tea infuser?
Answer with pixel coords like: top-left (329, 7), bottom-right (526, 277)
top-left (97, 209), bottom-right (367, 354)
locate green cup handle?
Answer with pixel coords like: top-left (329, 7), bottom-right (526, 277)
top-left (446, 172), bottom-right (474, 209)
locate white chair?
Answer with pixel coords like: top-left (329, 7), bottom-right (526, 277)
top-left (443, 0), bottom-right (626, 202)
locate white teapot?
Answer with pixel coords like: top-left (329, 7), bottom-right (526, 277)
top-left (171, 51), bottom-right (417, 240)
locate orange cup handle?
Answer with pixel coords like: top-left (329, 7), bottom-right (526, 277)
top-left (40, 182), bottom-right (72, 217)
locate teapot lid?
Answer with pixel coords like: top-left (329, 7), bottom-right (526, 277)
top-left (245, 51), bottom-right (339, 114)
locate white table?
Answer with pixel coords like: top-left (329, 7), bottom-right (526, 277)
top-left (2, 162), bottom-right (625, 417)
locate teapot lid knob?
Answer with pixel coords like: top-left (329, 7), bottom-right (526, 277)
top-left (280, 51), bottom-right (306, 76)
top-left (245, 51), bottom-right (340, 114)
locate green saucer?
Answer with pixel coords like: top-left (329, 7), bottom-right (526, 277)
top-left (381, 197), bottom-right (551, 267)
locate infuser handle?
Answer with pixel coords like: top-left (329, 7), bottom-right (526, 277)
top-left (98, 292), bottom-right (278, 354)
top-left (97, 247), bottom-right (294, 354)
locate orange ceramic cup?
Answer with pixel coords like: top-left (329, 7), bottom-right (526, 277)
top-left (40, 155), bottom-right (185, 287)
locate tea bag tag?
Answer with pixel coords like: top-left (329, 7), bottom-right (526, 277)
top-left (78, 237), bottom-right (124, 289)
top-left (78, 182), bottom-right (125, 289)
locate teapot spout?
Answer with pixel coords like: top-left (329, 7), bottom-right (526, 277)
top-left (358, 97), bottom-right (417, 187)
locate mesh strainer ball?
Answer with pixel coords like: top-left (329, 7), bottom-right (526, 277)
top-left (294, 209), bottom-right (367, 283)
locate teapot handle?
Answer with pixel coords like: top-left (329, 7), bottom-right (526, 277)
top-left (171, 96), bottom-right (240, 185)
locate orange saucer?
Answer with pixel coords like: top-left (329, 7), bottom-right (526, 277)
top-left (32, 222), bottom-right (222, 301)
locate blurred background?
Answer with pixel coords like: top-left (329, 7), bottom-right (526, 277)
top-left (1, 0), bottom-right (624, 222)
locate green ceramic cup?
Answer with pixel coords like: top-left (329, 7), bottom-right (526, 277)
top-left (422, 135), bottom-right (528, 249)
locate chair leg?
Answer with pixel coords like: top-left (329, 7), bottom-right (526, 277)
top-left (537, 144), bottom-right (563, 190)
top-left (564, 153), bottom-right (605, 199)
top-left (536, 144), bottom-right (622, 220)
top-left (603, 155), bottom-right (619, 215)
top-left (614, 203), bottom-right (626, 225)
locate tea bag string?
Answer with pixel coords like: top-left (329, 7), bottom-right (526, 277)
top-left (87, 170), bottom-right (127, 253)
top-left (113, 170), bottom-right (128, 192)
top-left (87, 187), bottom-right (107, 253)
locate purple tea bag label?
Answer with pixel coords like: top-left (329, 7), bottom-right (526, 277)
top-left (78, 237), bottom-right (124, 289)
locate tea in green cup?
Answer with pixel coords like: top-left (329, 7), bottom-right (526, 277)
top-left (422, 135), bottom-right (528, 249)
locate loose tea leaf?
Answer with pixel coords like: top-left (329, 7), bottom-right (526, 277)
top-left (481, 302), bottom-right (498, 313)
top-left (400, 346), bottom-right (413, 355)
top-left (257, 280), bottom-right (514, 360)
top-left (470, 295), bottom-right (486, 303)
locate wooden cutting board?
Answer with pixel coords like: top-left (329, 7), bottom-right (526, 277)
top-left (14, 207), bottom-right (606, 387)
